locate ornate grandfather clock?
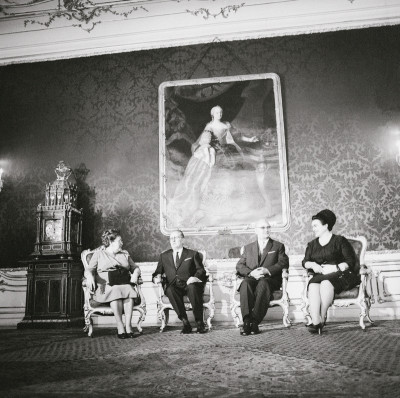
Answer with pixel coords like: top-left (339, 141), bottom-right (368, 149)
top-left (18, 161), bottom-right (84, 328)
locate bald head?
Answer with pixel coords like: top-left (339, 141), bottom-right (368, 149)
top-left (255, 218), bottom-right (271, 241)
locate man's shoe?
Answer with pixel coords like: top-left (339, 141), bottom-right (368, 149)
top-left (251, 322), bottom-right (260, 335)
top-left (196, 322), bottom-right (207, 334)
top-left (181, 323), bottom-right (192, 334)
top-left (241, 319), bottom-right (252, 336)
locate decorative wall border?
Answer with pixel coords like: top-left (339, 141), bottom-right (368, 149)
top-left (1, 0), bottom-right (400, 65)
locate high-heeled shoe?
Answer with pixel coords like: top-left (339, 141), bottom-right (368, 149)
top-left (307, 323), bottom-right (323, 335)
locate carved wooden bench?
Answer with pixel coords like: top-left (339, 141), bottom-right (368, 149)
top-left (301, 236), bottom-right (373, 330)
top-left (81, 248), bottom-right (146, 337)
top-left (155, 250), bottom-right (215, 332)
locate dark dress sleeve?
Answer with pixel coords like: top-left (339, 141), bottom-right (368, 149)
top-left (338, 236), bottom-right (356, 271)
top-left (302, 241), bottom-right (314, 269)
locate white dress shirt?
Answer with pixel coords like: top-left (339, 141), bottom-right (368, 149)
top-left (173, 248), bottom-right (183, 266)
top-left (258, 239), bottom-right (269, 255)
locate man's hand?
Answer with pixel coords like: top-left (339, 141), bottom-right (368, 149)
top-left (262, 267), bottom-right (271, 276)
top-left (249, 268), bottom-right (265, 280)
top-left (187, 276), bottom-right (202, 285)
top-left (153, 275), bottom-right (162, 284)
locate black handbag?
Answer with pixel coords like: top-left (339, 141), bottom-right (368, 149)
top-left (108, 267), bottom-right (131, 286)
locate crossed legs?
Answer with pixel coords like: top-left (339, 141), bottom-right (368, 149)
top-left (308, 280), bottom-right (335, 325)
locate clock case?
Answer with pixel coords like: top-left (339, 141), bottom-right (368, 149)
top-left (32, 176), bottom-right (83, 259)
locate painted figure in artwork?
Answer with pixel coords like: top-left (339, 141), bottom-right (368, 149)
top-left (194, 105), bottom-right (258, 169)
top-left (168, 130), bottom-right (216, 224)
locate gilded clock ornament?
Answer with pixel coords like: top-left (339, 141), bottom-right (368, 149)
top-left (32, 161), bottom-right (83, 258)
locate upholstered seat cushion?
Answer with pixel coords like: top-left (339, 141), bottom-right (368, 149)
top-left (89, 296), bottom-right (141, 308)
top-left (89, 299), bottom-right (110, 308)
top-left (161, 284), bottom-right (211, 305)
top-left (234, 289), bottom-right (283, 302)
top-left (334, 286), bottom-right (360, 300)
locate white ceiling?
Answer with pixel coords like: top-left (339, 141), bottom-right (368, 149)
top-left (0, 0), bottom-right (399, 65)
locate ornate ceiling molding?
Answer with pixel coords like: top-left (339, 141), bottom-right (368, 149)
top-left (185, 2), bottom-right (245, 20)
top-left (0, 0), bottom-right (399, 65)
top-left (0, 0), bottom-right (148, 32)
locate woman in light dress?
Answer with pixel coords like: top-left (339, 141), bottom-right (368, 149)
top-left (86, 229), bottom-right (141, 339)
top-left (168, 130), bottom-right (215, 224)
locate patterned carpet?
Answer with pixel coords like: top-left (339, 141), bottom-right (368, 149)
top-left (0, 320), bottom-right (399, 397)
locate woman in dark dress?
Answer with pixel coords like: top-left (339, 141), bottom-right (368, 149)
top-left (302, 209), bottom-right (360, 334)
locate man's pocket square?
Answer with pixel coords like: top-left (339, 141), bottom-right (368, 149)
top-left (268, 251), bottom-right (276, 254)
top-left (184, 258), bottom-right (192, 261)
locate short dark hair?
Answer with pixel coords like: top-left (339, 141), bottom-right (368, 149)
top-left (101, 229), bottom-right (121, 247)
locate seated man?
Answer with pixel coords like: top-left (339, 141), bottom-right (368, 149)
top-left (152, 229), bottom-right (208, 334)
top-left (236, 218), bottom-right (289, 335)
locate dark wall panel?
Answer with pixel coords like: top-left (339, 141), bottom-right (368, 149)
top-left (0, 26), bottom-right (399, 265)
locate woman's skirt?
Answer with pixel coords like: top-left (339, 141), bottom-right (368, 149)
top-left (91, 272), bottom-right (138, 304)
top-left (308, 270), bottom-right (361, 294)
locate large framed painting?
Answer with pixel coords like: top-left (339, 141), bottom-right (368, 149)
top-left (159, 73), bottom-right (290, 235)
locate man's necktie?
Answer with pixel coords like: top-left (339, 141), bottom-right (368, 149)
top-left (175, 252), bottom-right (179, 268)
top-left (259, 243), bottom-right (266, 264)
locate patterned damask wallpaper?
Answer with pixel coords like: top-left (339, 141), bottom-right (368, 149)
top-left (0, 26), bottom-right (400, 266)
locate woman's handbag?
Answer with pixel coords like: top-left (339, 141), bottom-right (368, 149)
top-left (108, 267), bottom-right (131, 286)
top-left (321, 263), bottom-right (339, 275)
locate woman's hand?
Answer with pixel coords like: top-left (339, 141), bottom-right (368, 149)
top-left (86, 273), bottom-right (96, 293)
top-left (338, 262), bottom-right (349, 272)
top-left (305, 261), bottom-right (323, 274)
top-left (131, 269), bottom-right (140, 285)
top-left (241, 136), bottom-right (259, 143)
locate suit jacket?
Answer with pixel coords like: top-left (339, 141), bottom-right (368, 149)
top-left (236, 239), bottom-right (289, 287)
top-left (152, 247), bottom-right (207, 290)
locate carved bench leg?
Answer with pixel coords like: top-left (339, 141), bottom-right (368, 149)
top-left (230, 302), bottom-right (242, 328)
top-left (365, 297), bottom-right (374, 325)
top-left (300, 297), bottom-right (312, 326)
top-left (281, 303), bottom-right (292, 328)
top-left (83, 306), bottom-right (94, 337)
top-left (359, 295), bottom-right (374, 330)
top-left (160, 309), bottom-right (167, 332)
top-left (157, 302), bottom-right (167, 332)
top-left (205, 304), bottom-right (215, 331)
top-left (135, 306), bottom-right (146, 334)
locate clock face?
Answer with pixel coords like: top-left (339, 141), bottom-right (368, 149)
top-left (45, 220), bottom-right (62, 241)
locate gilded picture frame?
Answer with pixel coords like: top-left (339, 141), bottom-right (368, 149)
top-left (159, 73), bottom-right (290, 235)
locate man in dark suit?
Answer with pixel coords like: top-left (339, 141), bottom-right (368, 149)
top-left (152, 229), bottom-right (208, 334)
top-left (236, 218), bottom-right (289, 335)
